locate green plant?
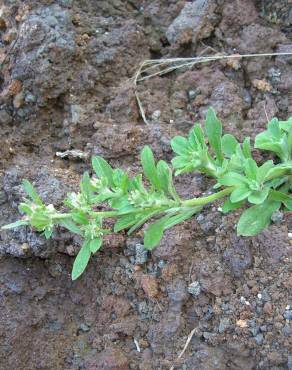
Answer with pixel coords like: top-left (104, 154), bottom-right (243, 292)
top-left (2, 108), bottom-right (292, 280)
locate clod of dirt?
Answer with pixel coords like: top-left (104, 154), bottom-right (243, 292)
top-left (90, 347), bottom-right (129, 370)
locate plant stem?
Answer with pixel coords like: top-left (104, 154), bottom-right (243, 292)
top-left (182, 187), bottom-right (233, 207)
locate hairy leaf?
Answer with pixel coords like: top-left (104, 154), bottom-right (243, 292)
top-left (205, 107), bottom-right (223, 163)
top-left (141, 146), bottom-right (161, 189)
top-left (22, 180), bottom-right (43, 205)
top-left (221, 134), bottom-right (238, 157)
top-left (237, 199), bottom-right (280, 236)
top-left (171, 136), bottom-right (189, 155)
top-left (92, 156), bottom-right (114, 186)
top-left (62, 219), bottom-right (83, 235)
top-left (89, 238), bottom-right (102, 253)
top-left (1, 219), bottom-right (28, 230)
top-left (72, 242), bottom-right (91, 280)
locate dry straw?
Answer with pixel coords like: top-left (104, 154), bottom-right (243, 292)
top-left (133, 52), bottom-right (292, 124)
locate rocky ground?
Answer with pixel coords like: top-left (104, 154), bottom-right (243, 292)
top-left (0, 0), bottom-right (292, 369)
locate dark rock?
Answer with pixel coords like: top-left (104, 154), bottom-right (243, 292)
top-left (166, 0), bottom-right (216, 46)
top-left (284, 310), bottom-right (292, 320)
top-left (218, 318), bottom-right (230, 333)
top-left (11, 5), bottom-right (76, 107)
top-left (135, 243), bottom-right (148, 265)
top-left (0, 109), bottom-right (12, 124)
top-left (79, 323), bottom-right (90, 333)
top-left (254, 333), bottom-right (264, 345)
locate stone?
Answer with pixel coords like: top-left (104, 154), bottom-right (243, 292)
top-left (135, 243), bottom-right (148, 265)
top-left (218, 318), bottom-right (230, 333)
top-left (271, 210), bottom-right (284, 223)
top-left (254, 333), bottom-right (264, 345)
top-left (263, 302), bottom-right (273, 315)
top-left (0, 109), bottom-right (12, 124)
top-left (151, 110), bottom-right (161, 120)
top-left (166, 0), bottom-right (216, 46)
top-left (188, 281), bottom-right (201, 297)
top-left (13, 92), bottom-right (24, 109)
top-left (284, 310), bottom-right (292, 320)
top-left (79, 323), bottom-right (90, 332)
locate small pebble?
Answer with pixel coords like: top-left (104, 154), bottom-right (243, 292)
top-left (218, 318), bottom-right (230, 333)
top-left (254, 333), bottom-right (264, 345)
top-left (188, 281), bottom-right (201, 297)
top-left (151, 110), bottom-right (161, 120)
top-left (284, 310), bottom-right (292, 320)
top-left (13, 92), bottom-right (24, 109)
top-left (271, 211), bottom-right (284, 223)
top-left (188, 90), bottom-right (197, 99)
top-left (135, 243), bottom-right (148, 265)
top-left (79, 323), bottom-right (90, 332)
top-left (263, 302), bottom-right (273, 315)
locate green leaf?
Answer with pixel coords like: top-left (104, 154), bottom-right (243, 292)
top-left (1, 219), bottom-right (28, 230)
top-left (257, 161), bottom-right (274, 182)
top-left (18, 203), bottom-right (33, 216)
top-left (143, 210), bottom-right (197, 250)
top-left (244, 159), bottom-right (258, 181)
top-left (92, 156), bottom-right (114, 186)
top-left (270, 190), bottom-right (292, 210)
top-left (221, 199), bottom-right (244, 214)
top-left (141, 146), bottom-right (161, 189)
top-left (81, 172), bottom-right (92, 201)
top-left (44, 228), bottom-right (53, 239)
top-left (144, 217), bottom-right (169, 250)
top-left (171, 156), bottom-right (192, 170)
top-left (127, 210), bottom-right (161, 235)
top-left (248, 187), bottom-right (270, 205)
top-left (268, 118), bottom-right (281, 139)
top-left (237, 199), bottom-right (281, 236)
top-left (156, 160), bottom-right (179, 200)
top-left (22, 180), bottom-right (43, 205)
top-left (89, 238), bottom-right (102, 253)
top-left (242, 137), bottom-right (252, 158)
top-left (279, 117), bottom-right (292, 132)
top-left (72, 241), bottom-right (91, 280)
top-left (189, 125), bottom-right (205, 149)
top-left (114, 214), bottom-right (137, 232)
top-left (171, 136), bottom-right (189, 156)
top-left (255, 132), bottom-right (287, 161)
top-left (72, 212), bottom-right (89, 225)
top-left (219, 172), bottom-right (249, 187)
top-left (221, 134), bottom-right (238, 157)
top-left (230, 186), bottom-right (251, 203)
top-left (61, 219), bottom-right (83, 235)
top-left (29, 214), bottom-right (51, 230)
top-left (205, 107), bottom-right (223, 163)
top-left (265, 163), bottom-right (292, 181)
top-left (163, 210), bottom-right (198, 229)
top-left (156, 160), bottom-right (171, 194)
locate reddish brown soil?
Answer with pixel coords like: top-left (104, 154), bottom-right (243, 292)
top-left (0, 1), bottom-right (291, 369)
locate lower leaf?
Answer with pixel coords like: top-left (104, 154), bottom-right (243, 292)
top-left (72, 241), bottom-right (91, 280)
top-left (237, 199), bottom-right (281, 236)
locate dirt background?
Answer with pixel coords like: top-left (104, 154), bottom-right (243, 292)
top-left (0, 0), bottom-right (292, 369)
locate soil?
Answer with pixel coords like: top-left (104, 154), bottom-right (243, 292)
top-left (0, 0), bottom-right (292, 369)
